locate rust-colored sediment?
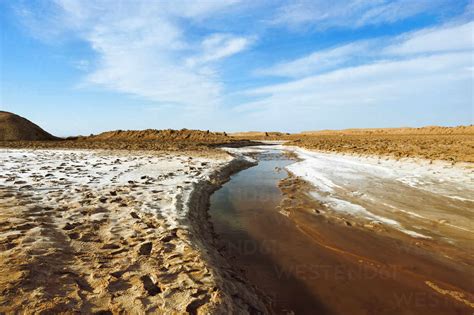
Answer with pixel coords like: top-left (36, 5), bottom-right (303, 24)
top-left (276, 175), bottom-right (474, 314)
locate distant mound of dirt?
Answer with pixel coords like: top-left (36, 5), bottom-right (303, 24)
top-left (229, 131), bottom-right (290, 139)
top-left (1, 126), bottom-right (261, 151)
top-left (288, 125), bottom-right (474, 163)
top-left (301, 125), bottom-right (474, 135)
top-left (0, 111), bottom-right (57, 141)
top-left (83, 129), bottom-right (230, 143)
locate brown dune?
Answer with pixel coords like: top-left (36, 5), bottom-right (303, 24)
top-left (0, 111), bottom-right (57, 141)
top-left (0, 125), bottom-right (259, 151)
top-left (230, 131), bottom-right (289, 137)
top-left (84, 128), bottom-right (230, 143)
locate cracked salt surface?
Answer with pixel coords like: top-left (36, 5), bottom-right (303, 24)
top-left (0, 149), bottom-right (231, 229)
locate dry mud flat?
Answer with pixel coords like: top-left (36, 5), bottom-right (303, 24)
top-left (287, 126), bottom-right (474, 163)
top-left (288, 134), bottom-right (474, 163)
top-left (0, 149), bottom-right (267, 314)
top-left (231, 126), bottom-right (474, 163)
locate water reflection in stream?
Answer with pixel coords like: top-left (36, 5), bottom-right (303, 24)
top-left (210, 149), bottom-right (329, 313)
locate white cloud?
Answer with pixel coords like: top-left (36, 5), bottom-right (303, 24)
top-left (255, 41), bottom-right (374, 77)
top-left (384, 21), bottom-right (474, 55)
top-left (10, 0), bottom-right (472, 131)
top-left (247, 53), bottom-right (471, 97)
top-left (186, 34), bottom-right (253, 67)
top-left (355, 0), bottom-right (441, 27)
top-left (19, 0), bottom-right (252, 108)
top-left (257, 21), bottom-right (474, 78)
top-left (271, 0), bottom-right (450, 29)
top-left (235, 51), bottom-right (472, 130)
top-left (238, 20), bottom-right (473, 130)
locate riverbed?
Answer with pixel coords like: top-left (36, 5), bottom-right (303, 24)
top-left (211, 145), bottom-right (474, 314)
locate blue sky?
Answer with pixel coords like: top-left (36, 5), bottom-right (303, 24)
top-left (1, 0), bottom-right (473, 136)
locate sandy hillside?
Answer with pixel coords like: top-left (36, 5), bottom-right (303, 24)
top-left (0, 111), bottom-right (57, 141)
top-left (0, 113), bottom-right (258, 151)
top-left (85, 129), bottom-right (230, 142)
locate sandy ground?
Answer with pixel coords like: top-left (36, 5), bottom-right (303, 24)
top-left (0, 148), bottom-right (267, 314)
top-left (287, 134), bottom-right (474, 163)
top-left (230, 126), bottom-right (474, 163)
top-left (2, 142), bottom-right (472, 314)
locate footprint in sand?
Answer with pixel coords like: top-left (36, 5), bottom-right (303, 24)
top-left (140, 275), bottom-right (161, 296)
top-left (138, 242), bottom-right (153, 255)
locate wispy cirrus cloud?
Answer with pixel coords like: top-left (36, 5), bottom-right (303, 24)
top-left (7, 0), bottom-right (472, 132)
top-left (186, 33), bottom-right (254, 68)
top-left (383, 21), bottom-right (474, 55)
top-left (237, 52), bottom-right (472, 130)
top-left (238, 20), bottom-right (473, 130)
top-left (13, 0), bottom-right (464, 111)
top-left (270, 0), bottom-right (453, 29)
top-left (256, 21), bottom-right (474, 78)
top-left (254, 41), bottom-right (375, 78)
top-left (15, 0), bottom-right (253, 108)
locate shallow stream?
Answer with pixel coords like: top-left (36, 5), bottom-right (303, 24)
top-left (209, 149), bottom-right (329, 313)
top-left (209, 146), bottom-right (474, 314)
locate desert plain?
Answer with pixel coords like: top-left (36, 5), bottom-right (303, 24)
top-left (0, 111), bottom-right (473, 314)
